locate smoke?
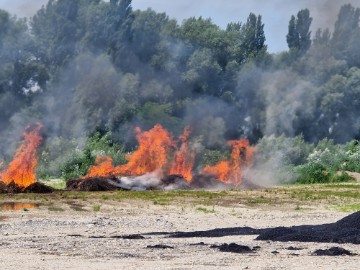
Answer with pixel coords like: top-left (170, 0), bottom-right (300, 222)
top-left (261, 70), bottom-right (317, 137)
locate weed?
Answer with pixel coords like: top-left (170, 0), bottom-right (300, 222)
top-left (93, 205), bottom-right (101, 212)
top-left (48, 207), bottom-right (65, 212)
top-left (195, 207), bottom-right (216, 214)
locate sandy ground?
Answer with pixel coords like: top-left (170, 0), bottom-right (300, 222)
top-left (0, 197), bottom-right (359, 270)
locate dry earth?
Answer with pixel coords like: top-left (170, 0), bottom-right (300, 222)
top-left (0, 188), bottom-right (359, 270)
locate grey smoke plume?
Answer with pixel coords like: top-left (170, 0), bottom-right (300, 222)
top-left (261, 70), bottom-right (317, 137)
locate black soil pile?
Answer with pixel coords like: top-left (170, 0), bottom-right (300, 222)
top-left (211, 243), bottom-right (254, 253)
top-left (6, 181), bottom-right (23, 193)
top-left (146, 244), bottom-right (174, 249)
top-left (190, 174), bottom-right (232, 189)
top-left (23, 182), bottom-right (54, 193)
top-left (312, 247), bottom-right (356, 256)
top-left (256, 211), bottom-right (360, 244)
top-left (0, 181), bottom-right (52, 193)
top-left (66, 176), bottom-right (127, 191)
top-left (0, 181), bottom-right (8, 193)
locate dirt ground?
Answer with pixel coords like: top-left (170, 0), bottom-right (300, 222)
top-left (0, 190), bottom-right (359, 270)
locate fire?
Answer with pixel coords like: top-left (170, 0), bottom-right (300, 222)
top-left (83, 124), bottom-right (255, 187)
top-left (85, 155), bottom-right (116, 178)
top-left (169, 126), bottom-right (195, 181)
top-left (84, 124), bottom-right (180, 178)
top-left (0, 123), bottom-right (43, 188)
top-left (203, 139), bottom-right (255, 186)
top-left (118, 124), bottom-right (176, 176)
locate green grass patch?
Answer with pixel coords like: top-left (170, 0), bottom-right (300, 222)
top-left (195, 206), bottom-right (216, 213)
top-left (48, 207), bottom-right (65, 212)
top-left (246, 197), bottom-right (272, 205)
top-left (336, 203), bottom-right (360, 212)
top-left (92, 205), bottom-right (101, 212)
top-left (40, 179), bottom-right (66, 190)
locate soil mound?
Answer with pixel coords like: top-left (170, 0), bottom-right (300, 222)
top-left (0, 181), bottom-right (8, 193)
top-left (211, 243), bottom-right (254, 253)
top-left (23, 182), bottom-right (54, 193)
top-left (256, 211), bottom-right (360, 244)
top-left (66, 176), bottom-right (126, 191)
top-left (0, 181), bottom-right (53, 193)
top-left (312, 247), bottom-right (356, 256)
top-left (190, 174), bottom-right (232, 189)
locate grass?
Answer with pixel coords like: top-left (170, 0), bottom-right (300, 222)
top-left (48, 206), bottom-right (65, 212)
top-left (335, 203), bottom-right (360, 212)
top-left (0, 182), bottom-right (359, 212)
top-left (195, 206), bottom-right (216, 213)
top-left (40, 179), bottom-right (66, 190)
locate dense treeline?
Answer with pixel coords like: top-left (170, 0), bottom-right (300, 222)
top-left (0, 0), bottom-right (359, 181)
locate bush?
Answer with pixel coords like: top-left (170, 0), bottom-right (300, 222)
top-left (38, 132), bottom-right (126, 180)
top-left (61, 132), bottom-right (126, 180)
top-left (343, 140), bottom-right (360, 173)
top-left (255, 134), bottom-right (313, 166)
top-left (295, 163), bottom-right (331, 184)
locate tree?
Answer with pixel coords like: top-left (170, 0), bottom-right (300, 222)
top-left (286, 9), bottom-right (312, 52)
top-left (331, 4), bottom-right (360, 66)
top-left (241, 13), bottom-right (267, 60)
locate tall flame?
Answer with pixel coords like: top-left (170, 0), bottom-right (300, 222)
top-left (203, 139), bottom-right (255, 186)
top-left (118, 124), bottom-right (176, 176)
top-left (0, 123), bottom-right (43, 188)
top-left (168, 126), bottom-right (195, 181)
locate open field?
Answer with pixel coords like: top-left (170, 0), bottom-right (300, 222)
top-left (1, 183), bottom-right (360, 269)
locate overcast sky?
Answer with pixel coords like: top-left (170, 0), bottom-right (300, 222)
top-left (0, 0), bottom-right (358, 52)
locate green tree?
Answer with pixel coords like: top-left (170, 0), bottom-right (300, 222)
top-left (331, 4), bottom-right (360, 56)
top-left (286, 9), bottom-right (312, 52)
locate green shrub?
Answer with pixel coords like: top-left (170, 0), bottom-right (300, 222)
top-left (343, 140), bottom-right (360, 172)
top-left (38, 131), bottom-right (126, 180)
top-left (255, 134), bottom-right (313, 166)
top-left (61, 132), bottom-right (126, 180)
top-left (295, 163), bottom-right (331, 184)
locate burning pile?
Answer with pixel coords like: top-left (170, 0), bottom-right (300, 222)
top-left (0, 122), bottom-right (256, 192)
top-left (68, 124), bottom-right (256, 191)
top-left (0, 123), bottom-right (53, 193)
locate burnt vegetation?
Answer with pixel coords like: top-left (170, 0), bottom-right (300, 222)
top-left (0, 0), bottom-right (359, 185)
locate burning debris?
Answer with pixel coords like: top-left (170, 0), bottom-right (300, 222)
top-left (72, 124), bottom-right (256, 191)
top-left (0, 123), bottom-right (43, 188)
top-left (0, 123), bottom-right (53, 193)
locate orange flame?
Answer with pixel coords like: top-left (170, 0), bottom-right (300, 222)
top-left (85, 155), bottom-right (116, 178)
top-left (168, 126), bottom-right (195, 181)
top-left (84, 124), bottom-right (182, 178)
top-left (203, 139), bottom-right (255, 186)
top-left (0, 123), bottom-right (43, 188)
top-left (118, 124), bottom-right (176, 176)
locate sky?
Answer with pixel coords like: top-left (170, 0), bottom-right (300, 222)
top-left (0, 0), bottom-right (358, 53)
